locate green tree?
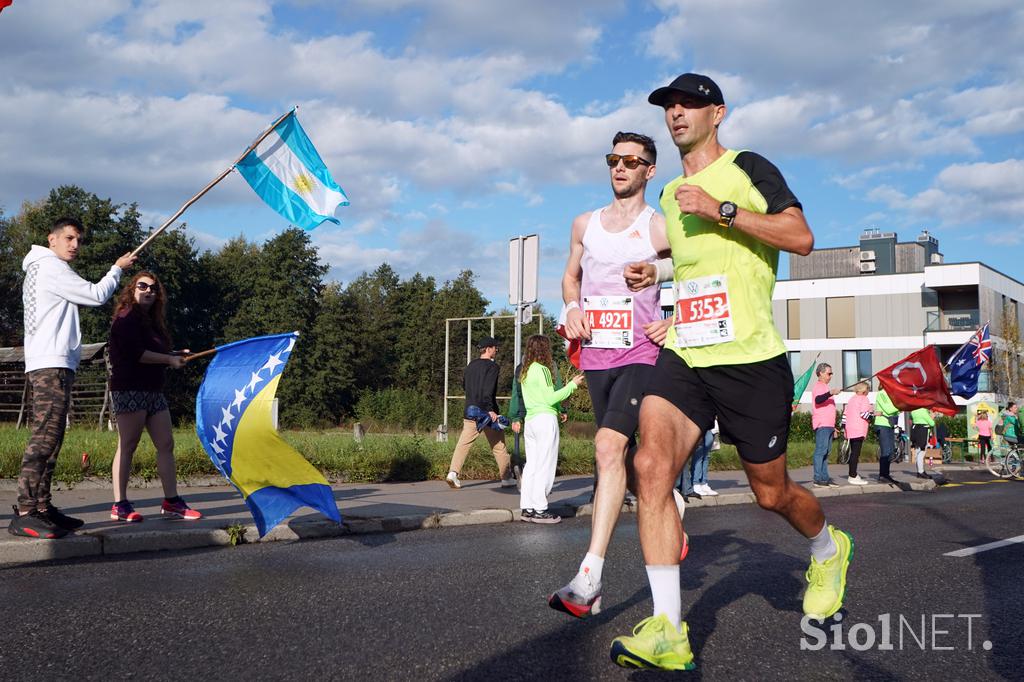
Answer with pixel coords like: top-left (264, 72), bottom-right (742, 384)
top-left (344, 264), bottom-right (401, 393)
top-left (301, 283), bottom-right (361, 424)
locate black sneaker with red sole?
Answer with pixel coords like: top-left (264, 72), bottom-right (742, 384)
top-left (8, 507), bottom-right (69, 539)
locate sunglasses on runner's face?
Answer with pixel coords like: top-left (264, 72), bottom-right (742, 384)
top-left (136, 281), bottom-right (159, 293)
top-left (605, 154), bottom-right (652, 169)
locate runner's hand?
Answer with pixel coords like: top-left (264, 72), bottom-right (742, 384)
top-left (624, 261), bottom-right (657, 291)
top-left (564, 307), bottom-right (591, 340)
top-left (643, 318), bottom-right (672, 346)
top-left (674, 184), bottom-right (719, 221)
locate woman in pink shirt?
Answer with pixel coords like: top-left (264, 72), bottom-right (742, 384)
top-left (976, 411), bottom-right (992, 461)
top-left (844, 381), bottom-right (873, 485)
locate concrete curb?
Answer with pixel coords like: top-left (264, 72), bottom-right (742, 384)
top-left (0, 478), bottom-right (935, 569)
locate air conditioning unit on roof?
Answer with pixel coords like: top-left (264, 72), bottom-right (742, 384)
top-left (860, 262), bottom-right (876, 273)
top-left (859, 250), bottom-right (876, 261)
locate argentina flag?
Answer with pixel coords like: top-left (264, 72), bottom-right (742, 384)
top-left (236, 111), bottom-right (349, 230)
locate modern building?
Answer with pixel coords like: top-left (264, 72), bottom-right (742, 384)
top-left (772, 229), bottom-right (1024, 409)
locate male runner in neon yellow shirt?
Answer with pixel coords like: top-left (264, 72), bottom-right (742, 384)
top-left (611, 73), bottom-right (854, 671)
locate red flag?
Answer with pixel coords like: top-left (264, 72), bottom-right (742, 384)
top-left (0, 1), bottom-right (12, 14)
top-left (875, 346), bottom-right (958, 415)
top-left (556, 304), bottom-right (582, 369)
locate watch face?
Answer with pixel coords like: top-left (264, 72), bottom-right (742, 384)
top-left (720, 201), bottom-right (737, 218)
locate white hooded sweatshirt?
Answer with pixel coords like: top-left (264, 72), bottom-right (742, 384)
top-left (21, 245), bottom-right (122, 373)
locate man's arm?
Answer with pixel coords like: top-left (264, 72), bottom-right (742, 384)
top-left (673, 184), bottom-right (813, 255)
top-left (561, 212), bottom-right (591, 340)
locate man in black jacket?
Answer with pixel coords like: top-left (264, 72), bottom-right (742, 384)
top-left (446, 337), bottom-right (514, 489)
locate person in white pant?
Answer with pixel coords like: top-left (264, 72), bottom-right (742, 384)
top-left (519, 335), bottom-right (584, 523)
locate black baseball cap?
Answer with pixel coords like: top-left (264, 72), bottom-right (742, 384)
top-left (477, 336), bottom-right (500, 349)
top-left (648, 73), bottom-right (724, 107)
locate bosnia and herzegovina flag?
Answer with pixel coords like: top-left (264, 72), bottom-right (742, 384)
top-left (235, 111), bottom-right (349, 230)
top-left (196, 332), bottom-right (341, 536)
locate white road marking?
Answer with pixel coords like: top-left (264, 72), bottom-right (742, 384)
top-left (944, 534), bottom-right (1024, 557)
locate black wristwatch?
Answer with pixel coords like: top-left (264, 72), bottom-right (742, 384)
top-left (718, 201), bottom-right (737, 229)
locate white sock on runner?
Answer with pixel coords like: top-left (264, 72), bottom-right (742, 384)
top-left (646, 565), bottom-right (681, 629)
top-left (579, 552), bottom-right (605, 584)
top-left (810, 522), bottom-right (837, 562)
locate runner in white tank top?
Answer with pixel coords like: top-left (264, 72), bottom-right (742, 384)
top-left (549, 132), bottom-right (684, 620)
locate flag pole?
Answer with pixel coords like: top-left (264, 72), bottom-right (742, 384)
top-left (130, 107), bottom-right (297, 257)
top-left (182, 348), bottom-right (218, 363)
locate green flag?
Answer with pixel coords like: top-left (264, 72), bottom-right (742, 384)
top-left (792, 363), bottom-right (816, 409)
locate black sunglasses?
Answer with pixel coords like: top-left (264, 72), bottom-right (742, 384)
top-left (136, 281), bottom-right (160, 293)
top-left (606, 154), bottom-right (652, 170)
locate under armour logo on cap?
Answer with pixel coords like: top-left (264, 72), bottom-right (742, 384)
top-left (699, 85), bottom-right (709, 95)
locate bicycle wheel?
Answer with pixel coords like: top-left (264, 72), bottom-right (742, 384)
top-left (942, 442), bottom-right (953, 463)
top-left (984, 450), bottom-right (1010, 478)
top-left (838, 439), bottom-right (850, 464)
top-left (1008, 450), bottom-right (1022, 477)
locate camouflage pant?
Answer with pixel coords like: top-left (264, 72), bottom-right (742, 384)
top-left (17, 368), bottom-right (74, 512)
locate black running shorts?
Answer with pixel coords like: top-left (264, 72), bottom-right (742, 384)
top-left (584, 363), bottom-right (654, 438)
top-left (910, 424), bottom-right (929, 450)
top-left (643, 349), bottom-right (793, 463)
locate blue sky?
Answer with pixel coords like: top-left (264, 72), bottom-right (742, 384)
top-left (2, 0), bottom-right (1023, 313)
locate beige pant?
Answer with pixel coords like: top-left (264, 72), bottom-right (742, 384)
top-left (448, 419), bottom-right (511, 479)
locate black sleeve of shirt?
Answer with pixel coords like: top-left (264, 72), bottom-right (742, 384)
top-left (484, 362), bottom-right (499, 413)
top-left (734, 151), bottom-right (802, 214)
top-left (815, 392), bottom-right (832, 406)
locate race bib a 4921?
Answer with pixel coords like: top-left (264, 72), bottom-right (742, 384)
top-left (673, 275), bottom-right (734, 347)
top-left (583, 295), bottom-right (633, 349)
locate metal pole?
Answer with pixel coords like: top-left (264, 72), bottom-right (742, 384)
top-left (443, 320), bottom-right (450, 430)
top-left (514, 235), bottom-right (525, 371)
top-left (466, 319), bottom-right (472, 365)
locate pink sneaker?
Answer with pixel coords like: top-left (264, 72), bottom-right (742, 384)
top-left (161, 497), bottom-right (202, 520)
top-left (111, 501), bottom-right (143, 523)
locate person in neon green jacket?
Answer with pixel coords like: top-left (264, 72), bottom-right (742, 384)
top-left (872, 388), bottom-right (899, 482)
top-left (910, 407), bottom-right (935, 479)
top-left (518, 335), bottom-right (584, 524)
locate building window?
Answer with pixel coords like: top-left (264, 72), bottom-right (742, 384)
top-left (787, 300), bottom-right (800, 339)
top-left (843, 350), bottom-right (871, 388)
top-left (826, 296), bottom-right (855, 338)
top-left (788, 351), bottom-right (802, 375)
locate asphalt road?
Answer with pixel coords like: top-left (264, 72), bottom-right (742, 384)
top-left (1, 473), bottom-right (1021, 681)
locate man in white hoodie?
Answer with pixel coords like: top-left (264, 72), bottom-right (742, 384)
top-left (10, 217), bottom-right (135, 539)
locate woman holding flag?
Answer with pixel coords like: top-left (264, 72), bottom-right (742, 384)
top-left (107, 272), bottom-right (201, 522)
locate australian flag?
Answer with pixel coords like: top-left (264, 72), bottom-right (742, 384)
top-left (948, 323), bottom-right (991, 399)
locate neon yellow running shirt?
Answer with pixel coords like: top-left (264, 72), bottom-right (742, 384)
top-left (661, 149), bottom-right (800, 368)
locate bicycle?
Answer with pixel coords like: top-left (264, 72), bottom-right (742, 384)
top-left (837, 435), bottom-right (850, 465)
top-left (891, 425), bottom-right (909, 464)
top-left (982, 441), bottom-right (1022, 478)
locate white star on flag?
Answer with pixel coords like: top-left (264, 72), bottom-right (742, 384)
top-left (261, 352), bottom-right (284, 374)
top-left (213, 423), bottom-right (227, 443)
top-left (246, 372), bottom-right (263, 394)
top-left (231, 388), bottom-right (247, 412)
top-left (221, 406), bottom-right (235, 429)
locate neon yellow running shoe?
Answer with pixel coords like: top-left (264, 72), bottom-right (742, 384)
top-left (803, 525), bottom-right (854, 620)
top-left (609, 614), bottom-right (695, 671)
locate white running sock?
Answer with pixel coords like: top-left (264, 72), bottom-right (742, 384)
top-left (810, 522), bottom-right (837, 562)
top-left (916, 450), bottom-right (925, 473)
top-left (579, 552), bottom-right (605, 584)
top-left (646, 565), bottom-right (681, 629)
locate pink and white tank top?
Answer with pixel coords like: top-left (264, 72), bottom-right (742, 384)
top-left (579, 205), bottom-right (661, 370)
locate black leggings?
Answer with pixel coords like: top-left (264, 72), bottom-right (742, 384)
top-left (848, 437), bottom-right (864, 477)
top-left (978, 435), bottom-right (991, 459)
